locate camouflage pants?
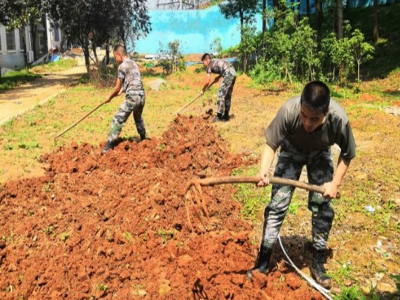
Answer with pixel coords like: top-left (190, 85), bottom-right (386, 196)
top-left (261, 139), bottom-right (335, 251)
top-left (107, 92), bottom-right (146, 143)
top-left (217, 68), bottom-right (236, 115)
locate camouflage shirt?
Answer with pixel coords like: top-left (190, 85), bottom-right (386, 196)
top-left (118, 59), bottom-right (144, 93)
top-left (206, 59), bottom-right (233, 76)
top-left (265, 96), bottom-right (356, 160)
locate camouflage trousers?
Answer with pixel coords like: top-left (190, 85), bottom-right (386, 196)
top-left (107, 92), bottom-right (146, 143)
top-left (261, 139), bottom-right (335, 251)
top-left (217, 68), bottom-right (236, 115)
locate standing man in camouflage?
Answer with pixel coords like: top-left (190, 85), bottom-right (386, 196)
top-left (201, 53), bottom-right (236, 123)
top-left (247, 81), bottom-right (356, 289)
top-left (102, 44), bottom-right (146, 154)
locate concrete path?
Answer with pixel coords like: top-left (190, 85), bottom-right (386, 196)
top-left (0, 65), bottom-right (87, 125)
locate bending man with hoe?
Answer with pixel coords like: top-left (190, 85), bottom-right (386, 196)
top-left (201, 53), bottom-right (236, 123)
top-left (102, 44), bottom-right (146, 154)
top-left (247, 81), bottom-right (356, 289)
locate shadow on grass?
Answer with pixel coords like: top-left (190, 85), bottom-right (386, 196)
top-left (0, 73), bottom-right (41, 91)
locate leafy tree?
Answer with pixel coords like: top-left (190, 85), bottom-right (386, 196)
top-left (219, 0), bottom-right (259, 70)
top-left (238, 25), bottom-right (257, 73)
top-left (43, 0), bottom-right (151, 74)
top-left (157, 40), bottom-right (186, 75)
top-left (292, 18), bottom-right (320, 81)
top-left (210, 37), bottom-right (223, 57)
top-left (349, 29), bottom-right (374, 82)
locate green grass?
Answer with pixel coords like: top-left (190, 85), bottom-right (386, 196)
top-left (0, 58), bottom-right (77, 91)
top-left (0, 69), bottom-right (41, 90)
top-left (30, 58), bottom-right (77, 73)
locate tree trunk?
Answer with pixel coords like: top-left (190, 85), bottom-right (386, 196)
top-left (82, 42), bottom-right (91, 75)
top-left (92, 42), bottom-right (99, 64)
top-left (315, 0), bottom-right (323, 44)
top-left (273, 0), bottom-right (279, 23)
top-left (262, 0), bottom-right (267, 35)
top-left (337, 0), bottom-right (343, 39)
top-left (105, 40), bottom-right (110, 64)
top-left (306, 0), bottom-right (311, 19)
top-left (239, 10), bottom-right (245, 72)
top-left (373, 0), bottom-right (379, 43)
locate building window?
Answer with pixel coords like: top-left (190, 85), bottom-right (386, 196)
top-left (6, 29), bottom-right (16, 51)
top-left (19, 28), bottom-right (25, 50)
top-left (54, 23), bottom-right (60, 42)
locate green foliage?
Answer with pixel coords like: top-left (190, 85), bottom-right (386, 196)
top-left (238, 25), bottom-right (258, 73)
top-left (30, 59), bottom-right (77, 73)
top-left (248, 3), bottom-right (374, 85)
top-left (210, 37), bottom-right (223, 57)
top-left (350, 29), bottom-right (374, 82)
top-left (390, 274), bottom-right (400, 293)
top-left (157, 40), bottom-right (186, 75)
top-left (232, 166), bottom-right (270, 221)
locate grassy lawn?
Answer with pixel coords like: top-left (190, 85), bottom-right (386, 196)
top-left (0, 58), bottom-right (77, 91)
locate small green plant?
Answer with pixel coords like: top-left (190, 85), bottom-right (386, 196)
top-left (60, 232), bottom-right (70, 242)
top-left (3, 143), bottom-right (14, 150)
top-left (333, 286), bottom-right (366, 300)
top-left (123, 231), bottom-right (133, 243)
top-left (390, 274), bottom-right (400, 293)
top-left (44, 226), bottom-right (54, 235)
top-left (98, 283), bottom-right (108, 292)
top-left (17, 141), bottom-right (40, 150)
top-left (156, 229), bottom-right (174, 244)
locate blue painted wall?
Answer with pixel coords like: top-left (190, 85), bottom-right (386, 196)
top-left (134, 5), bottom-right (264, 55)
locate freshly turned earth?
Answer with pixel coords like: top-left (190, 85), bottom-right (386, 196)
top-left (0, 116), bottom-right (323, 299)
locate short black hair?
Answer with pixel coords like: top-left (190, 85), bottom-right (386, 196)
top-left (300, 81), bottom-right (330, 114)
top-left (201, 53), bottom-right (211, 61)
top-left (113, 44), bottom-right (126, 55)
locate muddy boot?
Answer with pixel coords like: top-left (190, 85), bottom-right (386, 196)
top-left (246, 246), bottom-right (273, 281)
top-left (310, 249), bottom-right (331, 289)
top-left (101, 140), bottom-right (115, 155)
top-left (222, 112), bottom-right (230, 122)
top-left (212, 113), bottom-right (223, 123)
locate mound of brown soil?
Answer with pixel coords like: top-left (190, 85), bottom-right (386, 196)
top-left (0, 116), bottom-right (323, 299)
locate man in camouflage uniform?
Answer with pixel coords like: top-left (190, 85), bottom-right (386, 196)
top-left (201, 53), bottom-right (236, 123)
top-left (101, 45), bottom-right (146, 154)
top-left (247, 81), bottom-right (356, 289)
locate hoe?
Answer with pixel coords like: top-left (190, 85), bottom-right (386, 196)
top-left (184, 176), bottom-right (340, 232)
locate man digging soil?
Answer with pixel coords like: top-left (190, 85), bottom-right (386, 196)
top-left (102, 44), bottom-right (147, 154)
top-left (200, 53), bottom-right (236, 123)
top-left (247, 81), bottom-right (356, 289)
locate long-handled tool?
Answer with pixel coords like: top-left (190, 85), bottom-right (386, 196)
top-left (173, 93), bottom-right (203, 115)
top-left (54, 101), bottom-right (108, 140)
top-left (173, 80), bottom-right (217, 115)
top-left (184, 176), bottom-right (340, 232)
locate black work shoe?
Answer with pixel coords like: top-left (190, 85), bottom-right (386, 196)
top-left (246, 246), bottom-right (273, 281)
top-left (222, 112), bottom-right (230, 121)
top-left (212, 113), bottom-right (223, 123)
top-left (101, 141), bottom-right (115, 155)
top-left (310, 249), bottom-right (332, 289)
